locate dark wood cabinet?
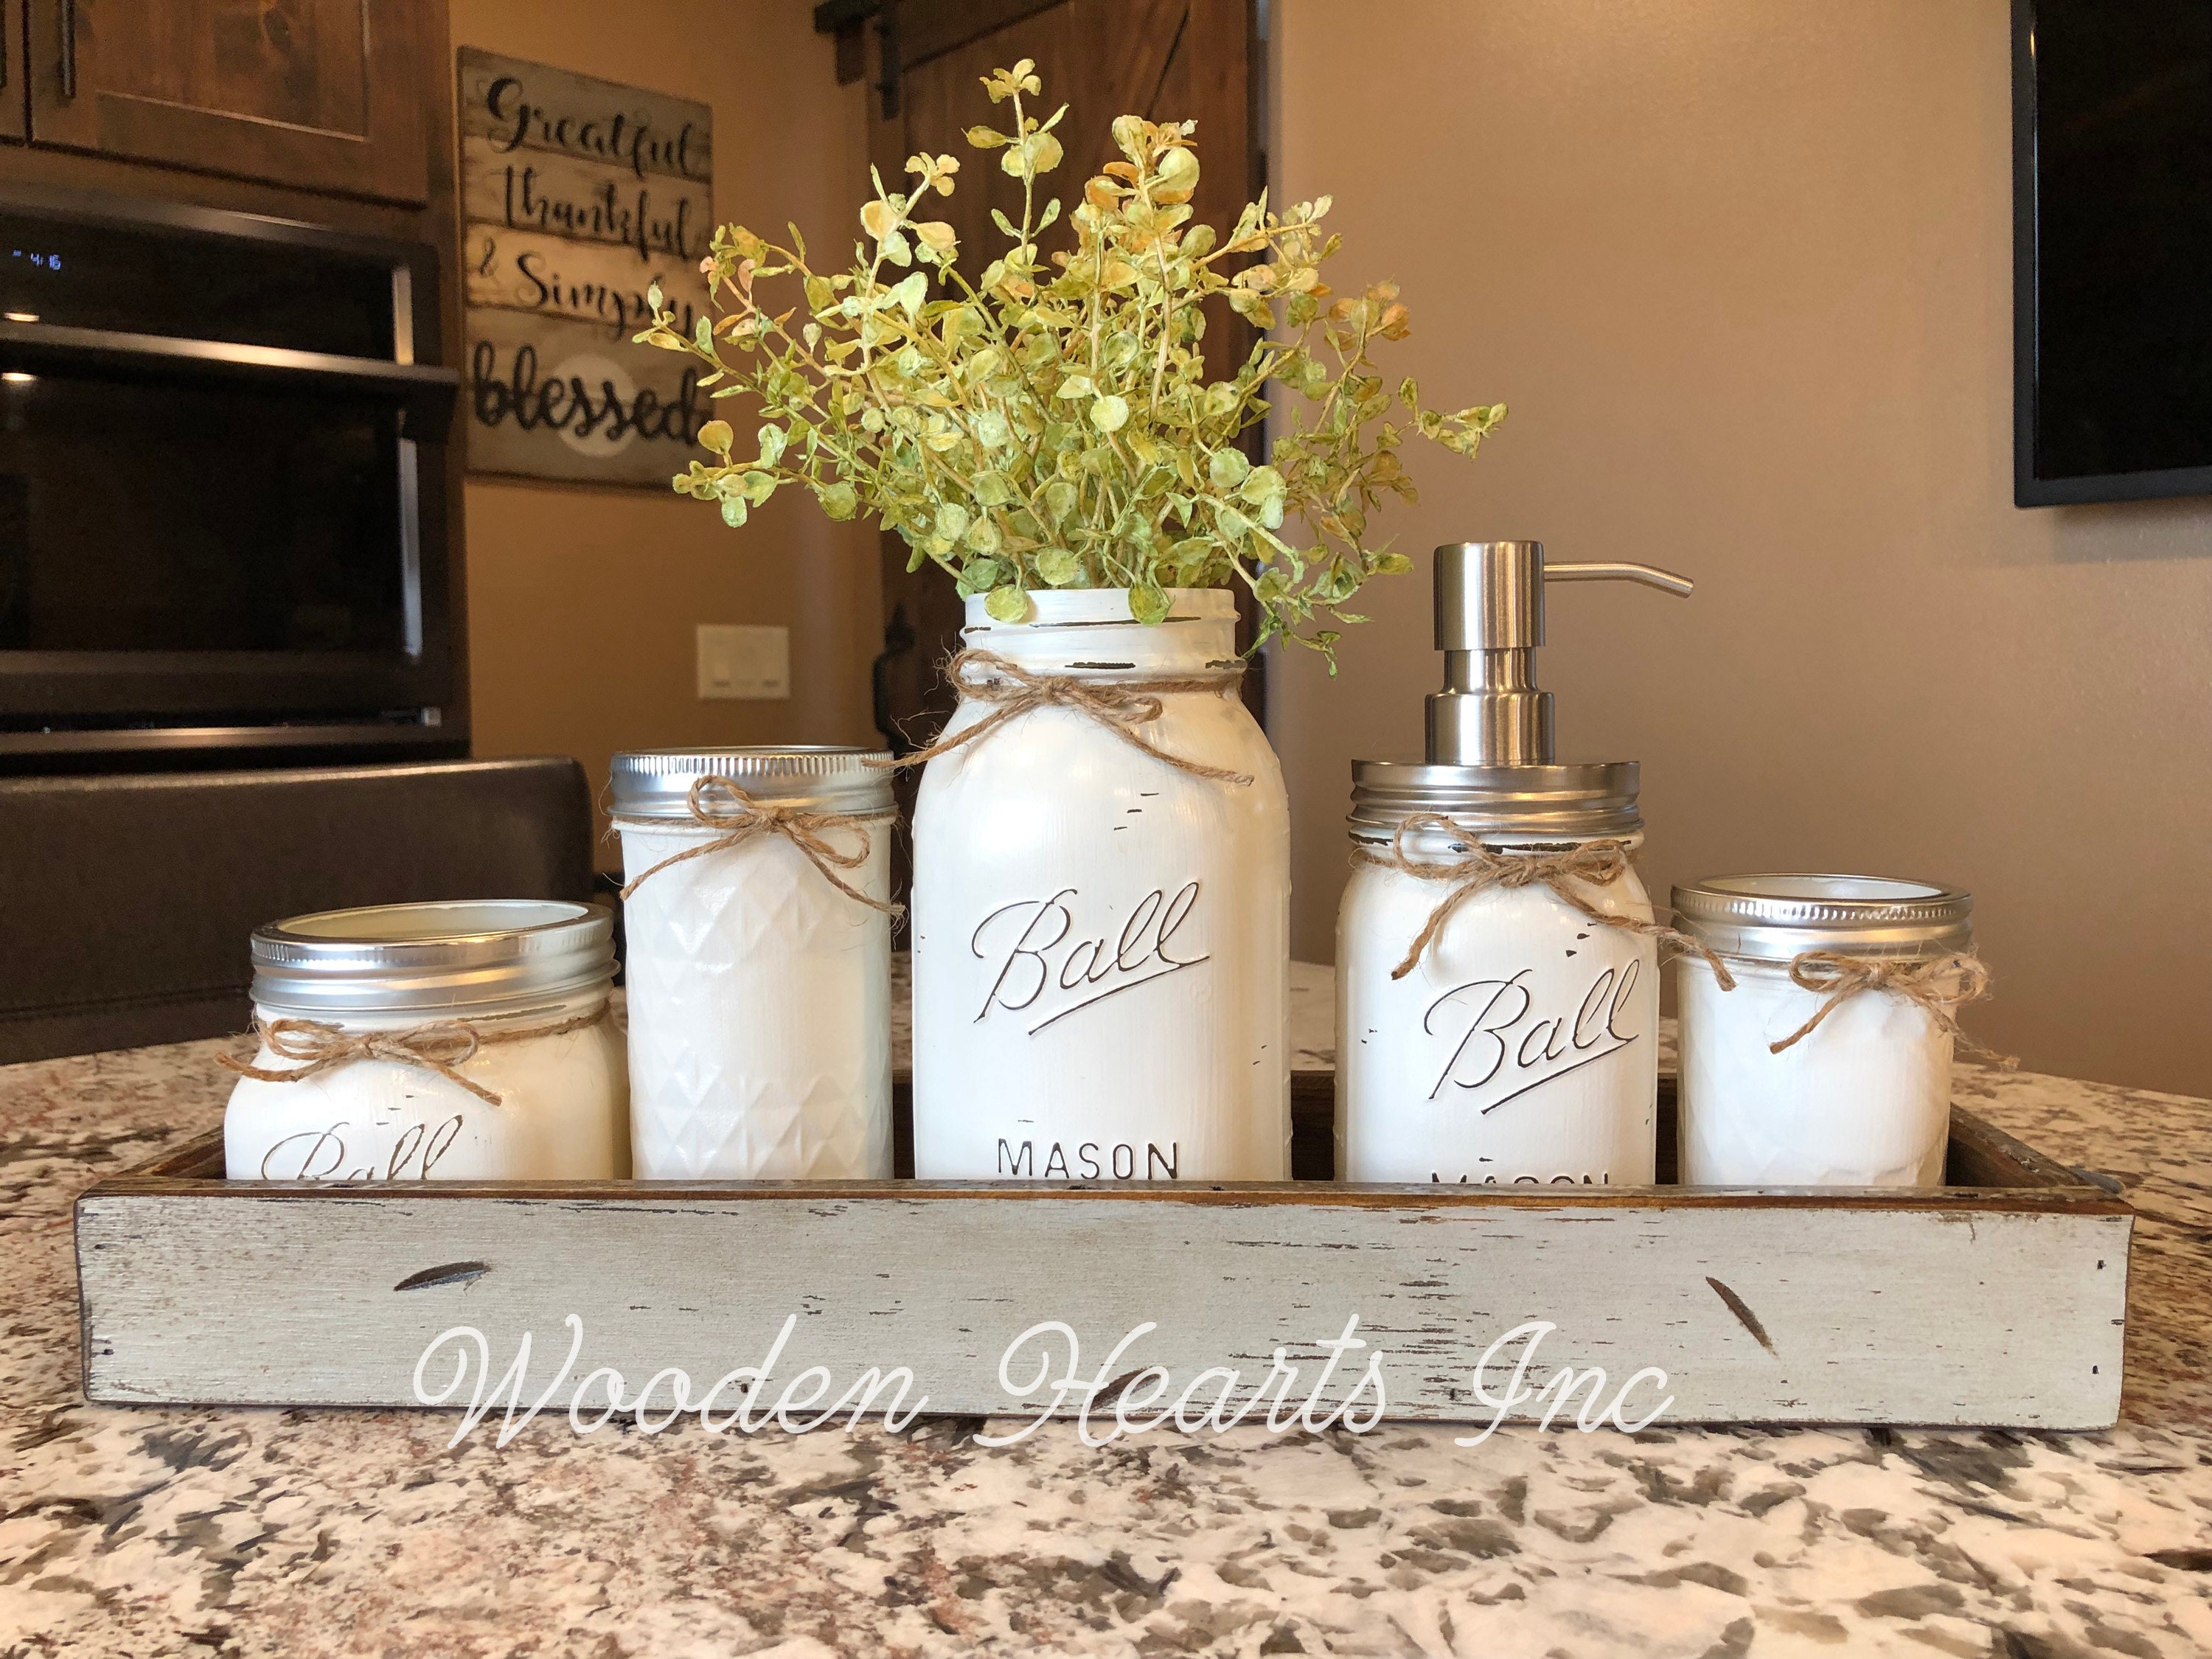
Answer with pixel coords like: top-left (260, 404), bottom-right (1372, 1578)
top-left (0, 5), bottom-right (27, 144)
top-left (21, 0), bottom-right (430, 204)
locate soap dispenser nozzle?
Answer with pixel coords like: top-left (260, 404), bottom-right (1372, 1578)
top-left (1427, 540), bottom-right (1693, 767)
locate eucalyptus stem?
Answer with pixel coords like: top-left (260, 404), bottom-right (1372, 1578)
top-left (634, 59), bottom-right (1504, 656)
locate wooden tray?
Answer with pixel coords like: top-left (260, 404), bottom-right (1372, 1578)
top-left (74, 1077), bottom-right (2132, 1429)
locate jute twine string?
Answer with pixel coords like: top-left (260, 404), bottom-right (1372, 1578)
top-left (616, 776), bottom-right (900, 915)
top-left (870, 649), bottom-right (1253, 785)
top-left (219, 1003), bottom-right (612, 1107)
top-left (1352, 815), bottom-right (1738, 987)
top-left (1767, 949), bottom-right (2015, 1065)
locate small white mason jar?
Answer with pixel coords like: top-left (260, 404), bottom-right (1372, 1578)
top-left (911, 588), bottom-right (1290, 1182)
top-left (1337, 764), bottom-right (1659, 1187)
top-left (1674, 874), bottom-right (1972, 1187)
top-left (223, 900), bottom-right (627, 1181)
top-left (612, 748), bottom-right (894, 1180)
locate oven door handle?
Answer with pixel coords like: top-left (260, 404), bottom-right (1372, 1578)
top-left (0, 320), bottom-right (459, 441)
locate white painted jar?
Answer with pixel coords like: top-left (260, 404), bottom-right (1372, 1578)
top-left (1674, 875), bottom-right (1972, 1187)
top-left (612, 748), bottom-right (894, 1180)
top-left (1337, 764), bottom-right (1659, 1186)
top-left (911, 588), bottom-right (1290, 1181)
top-left (223, 900), bottom-right (627, 1181)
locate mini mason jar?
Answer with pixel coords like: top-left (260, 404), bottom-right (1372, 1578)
top-left (1337, 763), bottom-right (1660, 1187)
top-left (223, 900), bottom-right (627, 1181)
top-left (611, 748), bottom-right (894, 1180)
top-left (1674, 875), bottom-right (1974, 1188)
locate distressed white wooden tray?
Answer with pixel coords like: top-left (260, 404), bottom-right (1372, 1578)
top-left (74, 1077), bottom-right (2132, 1428)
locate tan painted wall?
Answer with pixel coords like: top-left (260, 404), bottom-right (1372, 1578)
top-left (449, 0), bottom-right (880, 858)
top-left (1270, 0), bottom-right (2212, 1094)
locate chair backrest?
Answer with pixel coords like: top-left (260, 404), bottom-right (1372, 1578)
top-left (0, 757), bottom-right (595, 1064)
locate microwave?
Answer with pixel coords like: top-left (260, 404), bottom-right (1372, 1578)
top-left (0, 184), bottom-right (462, 767)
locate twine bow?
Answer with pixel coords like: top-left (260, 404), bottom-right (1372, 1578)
top-left (1352, 815), bottom-right (1739, 987)
top-left (871, 649), bottom-right (1253, 785)
top-left (617, 776), bottom-right (901, 914)
top-left (219, 1004), bottom-right (612, 1106)
top-left (1768, 950), bottom-right (2015, 1065)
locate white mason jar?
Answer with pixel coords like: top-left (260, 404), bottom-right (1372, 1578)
top-left (223, 900), bottom-right (627, 1181)
top-left (1337, 764), bottom-right (1659, 1187)
top-left (911, 588), bottom-right (1290, 1182)
top-left (612, 748), bottom-right (894, 1180)
top-left (1674, 874), bottom-right (1971, 1187)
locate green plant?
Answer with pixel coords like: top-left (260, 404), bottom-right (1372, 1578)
top-left (637, 60), bottom-right (1503, 658)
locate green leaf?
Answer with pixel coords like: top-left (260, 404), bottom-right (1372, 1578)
top-left (818, 481), bottom-right (859, 520)
top-left (1091, 395), bottom-right (1130, 433)
top-left (1129, 583), bottom-right (1171, 625)
top-left (1055, 374), bottom-right (1096, 399)
top-left (891, 272), bottom-right (928, 319)
top-left (985, 584), bottom-right (1031, 622)
top-left (698, 420), bottom-right (734, 456)
top-left (1035, 546), bottom-right (1083, 585)
top-left (1238, 465), bottom-right (1284, 503)
top-left (720, 495), bottom-right (748, 529)
top-left (1002, 131), bottom-right (1063, 178)
top-left (956, 557), bottom-right (1004, 597)
top-left (756, 425), bottom-right (786, 466)
top-left (935, 502), bottom-right (971, 541)
top-left (974, 411), bottom-right (1012, 448)
top-left (1207, 447), bottom-right (1251, 490)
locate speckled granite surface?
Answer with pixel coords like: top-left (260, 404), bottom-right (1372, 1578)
top-left (4, 969), bottom-right (2210, 1658)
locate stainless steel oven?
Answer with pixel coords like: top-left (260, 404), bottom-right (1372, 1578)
top-left (0, 183), bottom-right (462, 767)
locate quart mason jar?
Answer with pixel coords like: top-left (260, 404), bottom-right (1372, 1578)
top-left (910, 588), bottom-right (1290, 1182)
top-left (1336, 764), bottom-right (1659, 1186)
top-left (1674, 874), bottom-right (1973, 1187)
top-left (223, 900), bottom-right (627, 1181)
top-left (612, 748), bottom-right (895, 1180)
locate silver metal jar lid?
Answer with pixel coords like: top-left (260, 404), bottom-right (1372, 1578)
top-left (1672, 874), bottom-right (1973, 963)
top-left (249, 900), bottom-right (616, 1016)
top-left (1349, 760), bottom-right (1641, 841)
top-left (608, 747), bottom-right (894, 818)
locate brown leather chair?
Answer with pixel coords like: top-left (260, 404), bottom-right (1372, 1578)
top-left (0, 757), bottom-right (595, 1064)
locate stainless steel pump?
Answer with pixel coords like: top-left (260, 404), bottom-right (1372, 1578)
top-left (1425, 540), bottom-right (1694, 766)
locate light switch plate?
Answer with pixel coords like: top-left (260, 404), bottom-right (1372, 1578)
top-left (696, 624), bottom-right (790, 700)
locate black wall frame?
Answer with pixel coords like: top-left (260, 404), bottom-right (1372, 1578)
top-left (2012, 0), bottom-right (2212, 507)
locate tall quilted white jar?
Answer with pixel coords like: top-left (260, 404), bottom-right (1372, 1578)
top-left (613, 749), bottom-right (894, 1179)
top-left (909, 589), bottom-right (1290, 1182)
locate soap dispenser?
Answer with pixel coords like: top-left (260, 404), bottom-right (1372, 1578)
top-left (1336, 540), bottom-right (1692, 1186)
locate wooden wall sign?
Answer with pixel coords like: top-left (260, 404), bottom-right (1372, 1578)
top-left (456, 49), bottom-right (714, 487)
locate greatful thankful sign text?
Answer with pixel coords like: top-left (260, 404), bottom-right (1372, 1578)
top-left (456, 49), bottom-right (713, 486)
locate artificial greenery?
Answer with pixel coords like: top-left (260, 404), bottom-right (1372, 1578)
top-left (637, 60), bottom-right (1503, 656)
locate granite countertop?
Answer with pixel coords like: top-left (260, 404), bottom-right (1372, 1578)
top-left (5, 967), bottom-right (2211, 1657)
